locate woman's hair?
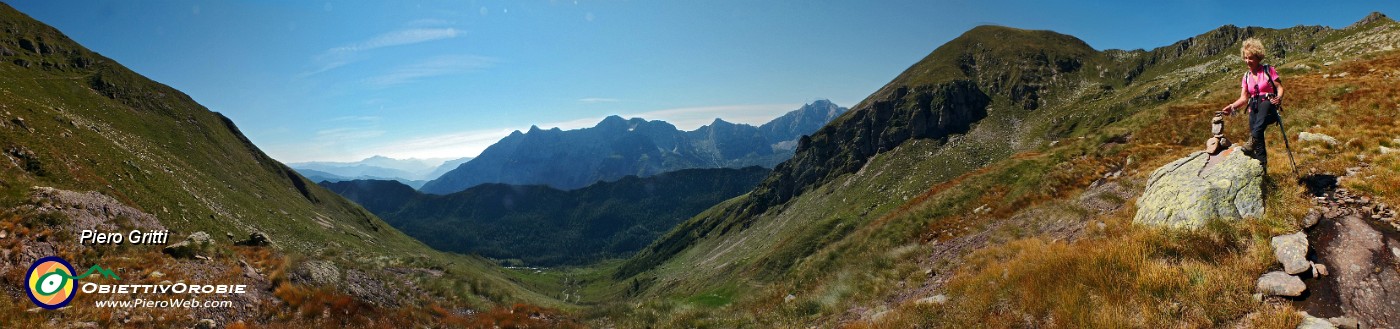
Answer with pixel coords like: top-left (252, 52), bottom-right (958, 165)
top-left (1241, 38), bottom-right (1265, 60)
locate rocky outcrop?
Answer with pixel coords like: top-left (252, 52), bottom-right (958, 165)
top-left (1298, 132), bottom-right (1340, 146)
top-left (1134, 148), bottom-right (1263, 228)
top-left (292, 260), bottom-right (342, 286)
top-left (162, 231), bottom-right (213, 259)
top-left (26, 187), bottom-right (164, 232)
top-left (235, 232), bottom-right (272, 247)
top-left (750, 81), bottom-right (991, 217)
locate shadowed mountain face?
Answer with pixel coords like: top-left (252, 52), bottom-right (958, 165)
top-left (0, 2), bottom-right (391, 253)
top-left (419, 101), bottom-right (846, 194)
top-left (0, 3), bottom-right (541, 319)
top-left (323, 167), bottom-right (770, 266)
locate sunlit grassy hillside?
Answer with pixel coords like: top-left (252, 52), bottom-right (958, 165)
top-left (584, 13), bottom-right (1399, 328)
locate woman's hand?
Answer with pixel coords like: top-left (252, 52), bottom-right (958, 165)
top-left (1269, 94), bottom-right (1281, 105)
top-left (1221, 104), bottom-right (1235, 116)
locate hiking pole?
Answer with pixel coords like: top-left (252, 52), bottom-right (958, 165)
top-left (1273, 112), bottom-right (1301, 179)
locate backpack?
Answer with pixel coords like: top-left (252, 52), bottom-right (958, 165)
top-left (1244, 64), bottom-right (1279, 98)
top-left (1244, 65), bottom-right (1282, 123)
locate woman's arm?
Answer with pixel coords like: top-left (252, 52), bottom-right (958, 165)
top-left (1223, 86), bottom-right (1248, 114)
top-left (1270, 79), bottom-right (1284, 106)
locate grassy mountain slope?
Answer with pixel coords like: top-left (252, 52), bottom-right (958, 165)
top-left (0, 3), bottom-right (565, 327)
top-left (322, 167), bottom-right (770, 266)
top-left (595, 14), bottom-right (1400, 327)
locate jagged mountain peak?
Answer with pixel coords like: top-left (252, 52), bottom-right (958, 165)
top-left (708, 117), bottom-right (735, 127)
top-left (420, 102), bottom-right (846, 193)
top-left (596, 115), bottom-right (628, 128)
top-left (1350, 11), bottom-right (1392, 29)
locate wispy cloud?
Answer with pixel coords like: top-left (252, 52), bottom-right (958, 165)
top-left (364, 55), bottom-right (495, 87)
top-left (315, 127), bottom-right (386, 141)
top-left (304, 27), bottom-right (462, 76)
top-left (329, 28), bottom-right (459, 53)
top-left (329, 115), bottom-right (381, 123)
top-left (578, 98), bottom-right (620, 104)
top-left (404, 19), bottom-right (456, 28)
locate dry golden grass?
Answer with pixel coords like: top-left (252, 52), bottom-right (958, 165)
top-left (861, 210), bottom-right (1291, 328)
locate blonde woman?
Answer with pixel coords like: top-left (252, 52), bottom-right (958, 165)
top-left (1221, 38), bottom-right (1284, 172)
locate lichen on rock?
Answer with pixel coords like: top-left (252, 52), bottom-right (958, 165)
top-left (1133, 147), bottom-right (1263, 228)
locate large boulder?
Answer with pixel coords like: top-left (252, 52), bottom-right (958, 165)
top-left (291, 260), bottom-right (341, 286)
top-left (162, 231), bottom-right (213, 259)
top-left (1134, 147), bottom-right (1263, 228)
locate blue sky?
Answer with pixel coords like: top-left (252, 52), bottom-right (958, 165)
top-left (7, 1), bottom-right (1396, 163)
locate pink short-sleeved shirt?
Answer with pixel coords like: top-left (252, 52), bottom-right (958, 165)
top-left (1240, 65), bottom-right (1279, 96)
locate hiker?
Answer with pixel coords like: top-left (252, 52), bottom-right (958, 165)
top-left (1221, 38), bottom-right (1285, 172)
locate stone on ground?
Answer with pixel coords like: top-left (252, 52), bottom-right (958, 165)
top-left (1272, 232), bottom-right (1312, 275)
top-left (1256, 271), bottom-right (1306, 297)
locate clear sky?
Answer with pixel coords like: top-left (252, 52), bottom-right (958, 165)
top-left (7, 1), bottom-right (1396, 163)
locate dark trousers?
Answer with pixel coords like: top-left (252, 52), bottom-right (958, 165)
top-left (1248, 98), bottom-right (1280, 172)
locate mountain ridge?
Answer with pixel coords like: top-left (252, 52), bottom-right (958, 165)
top-left (290, 155), bottom-right (471, 182)
top-left (420, 100), bottom-right (847, 194)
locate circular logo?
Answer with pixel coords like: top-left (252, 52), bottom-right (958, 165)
top-left (25, 256), bottom-right (77, 310)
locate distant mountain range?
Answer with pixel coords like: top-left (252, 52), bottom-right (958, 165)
top-left (322, 166), bottom-right (770, 266)
top-left (290, 156), bottom-right (472, 188)
top-left (419, 100), bottom-right (846, 194)
top-left (294, 168), bottom-right (429, 189)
